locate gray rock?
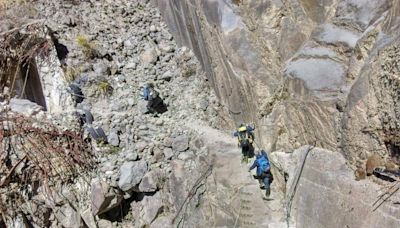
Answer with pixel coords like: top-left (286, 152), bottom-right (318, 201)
top-left (55, 203), bottom-right (81, 228)
top-left (163, 137), bottom-right (173, 148)
top-left (10, 98), bottom-right (44, 116)
top-left (163, 148), bottom-right (174, 160)
top-left (118, 161), bottom-right (148, 191)
top-left (93, 62), bottom-right (110, 75)
top-left (81, 208), bottom-right (96, 228)
top-left (126, 61), bottom-right (137, 69)
top-left (198, 99), bottom-right (209, 111)
top-left (141, 193), bottom-right (163, 224)
top-left (150, 216), bottom-right (173, 228)
top-left (135, 141), bottom-right (148, 152)
top-left (155, 119), bottom-right (163, 126)
top-left (126, 151), bottom-right (138, 161)
top-left (159, 70), bottom-right (173, 81)
top-left (141, 47), bottom-right (158, 65)
top-left (91, 179), bottom-right (122, 215)
top-left (97, 219), bottom-right (113, 228)
top-left (107, 132), bottom-right (120, 147)
top-left (172, 135), bottom-right (189, 152)
top-left (139, 125), bottom-right (149, 130)
top-left (139, 170), bottom-right (160, 192)
top-left (178, 151), bottom-right (195, 161)
top-left (124, 39), bottom-right (134, 48)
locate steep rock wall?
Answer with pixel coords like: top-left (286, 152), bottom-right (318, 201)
top-left (154, 0), bottom-right (400, 227)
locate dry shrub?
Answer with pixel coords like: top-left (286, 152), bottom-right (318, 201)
top-left (76, 35), bottom-right (98, 59)
top-left (0, 113), bottom-right (95, 218)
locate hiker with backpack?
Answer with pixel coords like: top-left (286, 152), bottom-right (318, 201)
top-left (141, 82), bottom-right (167, 114)
top-left (249, 150), bottom-right (272, 197)
top-left (233, 123), bottom-right (255, 163)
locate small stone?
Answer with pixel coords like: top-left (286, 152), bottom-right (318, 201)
top-left (159, 70), bottom-right (173, 81)
top-left (98, 219), bottom-right (113, 228)
top-left (198, 99), bottom-right (209, 111)
top-left (139, 125), bottom-right (149, 130)
top-left (108, 132), bottom-right (120, 147)
top-left (126, 152), bottom-right (138, 161)
top-left (172, 135), bottom-right (189, 152)
top-left (135, 141), bottom-right (148, 152)
top-left (93, 62), bottom-right (110, 75)
top-left (124, 39), bottom-right (133, 48)
top-left (163, 148), bottom-right (174, 160)
top-left (126, 61), bottom-right (137, 69)
top-left (141, 47), bottom-right (158, 65)
top-left (155, 119), bottom-right (163, 126)
top-left (178, 151), bottom-right (195, 161)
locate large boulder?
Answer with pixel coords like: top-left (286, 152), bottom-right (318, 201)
top-left (118, 161), bottom-right (148, 191)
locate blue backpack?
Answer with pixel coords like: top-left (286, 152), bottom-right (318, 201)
top-left (258, 156), bottom-right (270, 174)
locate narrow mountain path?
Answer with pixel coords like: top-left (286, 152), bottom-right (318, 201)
top-left (188, 121), bottom-right (286, 227)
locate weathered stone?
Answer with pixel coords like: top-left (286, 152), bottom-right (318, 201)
top-left (172, 135), bottom-right (189, 152)
top-left (91, 179), bottom-right (122, 215)
top-left (177, 150), bottom-right (194, 160)
top-left (93, 62), bottom-right (110, 75)
top-left (118, 161), bottom-right (148, 191)
top-left (163, 148), bottom-right (174, 160)
top-left (81, 208), bottom-right (96, 228)
top-left (141, 47), bottom-right (158, 65)
top-left (97, 219), bottom-right (113, 228)
top-left (163, 137), bottom-right (173, 148)
top-left (135, 141), bottom-right (148, 152)
top-left (159, 70), bottom-right (173, 81)
top-left (139, 170), bottom-right (160, 192)
top-left (141, 193), bottom-right (163, 224)
top-left (107, 132), bottom-right (120, 147)
top-left (125, 151), bottom-right (138, 161)
top-left (55, 203), bottom-right (81, 228)
top-left (10, 98), bottom-right (44, 116)
top-left (150, 216), bottom-right (173, 228)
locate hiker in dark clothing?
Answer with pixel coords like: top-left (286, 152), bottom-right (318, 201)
top-left (249, 150), bottom-right (272, 197)
top-left (142, 83), bottom-right (167, 114)
top-left (233, 123), bottom-right (255, 163)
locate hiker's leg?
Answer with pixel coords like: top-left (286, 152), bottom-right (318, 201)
top-left (263, 175), bottom-right (270, 196)
top-left (258, 178), bottom-right (265, 188)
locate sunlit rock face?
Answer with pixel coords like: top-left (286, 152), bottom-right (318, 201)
top-left (154, 0), bottom-right (400, 227)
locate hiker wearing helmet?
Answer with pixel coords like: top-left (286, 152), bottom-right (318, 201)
top-left (233, 123), bottom-right (255, 163)
top-left (249, 150), bottom-right (272, 197)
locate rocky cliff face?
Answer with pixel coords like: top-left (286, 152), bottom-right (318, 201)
top-left (2, 0), bottom-right (400, 227)
top-left (153, 0), bottom-right (400, 227)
